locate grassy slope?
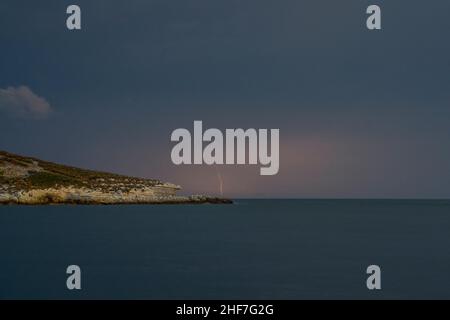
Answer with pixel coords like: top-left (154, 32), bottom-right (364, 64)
top-left (0, 150), bottom-right (162, 190)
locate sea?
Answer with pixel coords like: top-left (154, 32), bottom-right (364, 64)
top-left (0, 199), bottom-right (449, 299)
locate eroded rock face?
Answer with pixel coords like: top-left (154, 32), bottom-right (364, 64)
top-left (0, 184), bottom-right (183, 204)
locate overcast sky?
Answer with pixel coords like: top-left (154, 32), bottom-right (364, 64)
top-left (1, 0), bottom-right (449, 198)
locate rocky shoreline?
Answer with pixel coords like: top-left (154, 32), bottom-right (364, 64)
top-left (0, 187), bottom-right (233, 205)
top-left (0, 150), bottom-right (232, 205)
top-left (0, 195), bottom-right (233, 205)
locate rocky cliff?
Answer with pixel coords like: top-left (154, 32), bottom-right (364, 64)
top-left (0, 151), bottom-right (231, 205)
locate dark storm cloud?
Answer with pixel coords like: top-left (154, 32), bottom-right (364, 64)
top-left (0, 0), bottom-right (449, 197)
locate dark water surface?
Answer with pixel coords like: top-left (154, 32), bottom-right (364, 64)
top-left (0, 200), bottom-right (449, 299)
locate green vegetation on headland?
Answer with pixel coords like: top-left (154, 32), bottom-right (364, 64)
top-left (0, 150), bottom-right (232, 205)
top-left (0, 150), bottom-right (161, 190)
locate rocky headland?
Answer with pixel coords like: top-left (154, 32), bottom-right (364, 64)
top-left (0, 151), bottom-right (232, 205)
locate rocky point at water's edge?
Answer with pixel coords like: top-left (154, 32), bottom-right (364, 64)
top-left (0, 150), bottom-right (232, 205)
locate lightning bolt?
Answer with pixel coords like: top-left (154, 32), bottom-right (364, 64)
top-left (217, 171), bottom-right (224, 197)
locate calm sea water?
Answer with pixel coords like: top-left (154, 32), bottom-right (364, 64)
top-left (0, 200), bottom-right (449, 299)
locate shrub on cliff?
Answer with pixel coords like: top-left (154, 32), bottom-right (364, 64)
top-left (26, 171), bottom-right (81, 189)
